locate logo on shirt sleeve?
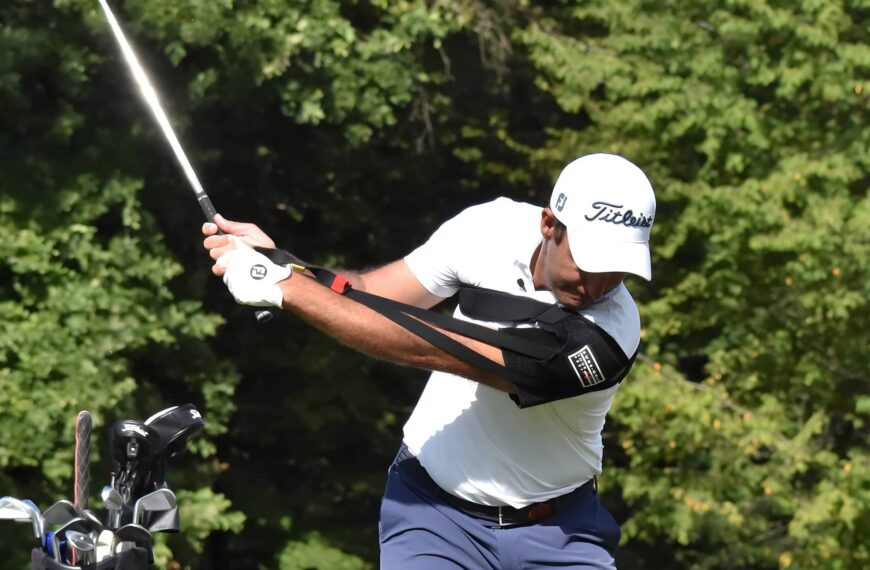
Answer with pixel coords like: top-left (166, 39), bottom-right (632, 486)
top-left (567, 345), bottom-right (605, 388)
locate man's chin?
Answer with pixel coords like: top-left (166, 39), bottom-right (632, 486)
top-left (559, 296), bottom-right (587, 311)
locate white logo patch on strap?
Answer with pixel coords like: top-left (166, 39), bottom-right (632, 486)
top-left (567, 345), bottom-right (605, 388)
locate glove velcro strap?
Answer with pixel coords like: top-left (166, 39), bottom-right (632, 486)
top-left (253, 247), bottom-right (351, 294)
top-left (254, 246), bottom-right (302, 266)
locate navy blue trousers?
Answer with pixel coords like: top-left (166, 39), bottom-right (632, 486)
top-left (379, 450), bottom-right (620, 569)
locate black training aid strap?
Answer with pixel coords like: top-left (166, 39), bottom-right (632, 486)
top-left (258, 248), bottom-right (635, 408)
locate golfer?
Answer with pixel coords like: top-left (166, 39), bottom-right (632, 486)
top-left (203, 152), bottom-right (656, 569)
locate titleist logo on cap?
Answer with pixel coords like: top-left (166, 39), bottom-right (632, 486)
top-left (585, 201), bottom-right (653, 228)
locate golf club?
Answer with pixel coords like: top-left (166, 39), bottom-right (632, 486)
top-left (113, 523), bottom-right (151, 555)
top-left (22, 499), bottom-right (45, 541)
top-left (80, 508), bottom-right (105, 533)
top-left (0, 496), bottom-right (32, 522)
top-left (95, 528), bottom-right (115, 562)
top-left (66, 530), bottom-right (96, 565)
top-left (109, 419), bottom-right (160, 508)
top-left (95, 0), bottom-right (272, 323)
top-left (132, 488), bottom-right (177, 526)
top-left (0, 506), bottom-right (30, 521)
top-left (51, 517), bottom-right (88, 561)
top-left (42, 499), bottom-right (79, 526)
top-left (0, 496), bottom-right (43, 541)
top-left (74, 411), bottom-right (92, 513)
top-left (101, 485), bottom-right (124, 530)
top-left (144, 404), bottom-right (205, 459)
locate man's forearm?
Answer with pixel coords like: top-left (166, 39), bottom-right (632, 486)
top-left (278, 272), bottom-right (515, 393)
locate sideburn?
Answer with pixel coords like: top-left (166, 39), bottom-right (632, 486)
top-left (553, 222), bottom-right (567, 245)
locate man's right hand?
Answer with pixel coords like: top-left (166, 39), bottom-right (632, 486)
top-left (203, 214), bottom-right (277, 276)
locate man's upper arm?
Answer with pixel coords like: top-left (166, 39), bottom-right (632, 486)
top-left (500, 313), bottom-right (637, 408)
top-left (357, 260), bottom-right (445, 309)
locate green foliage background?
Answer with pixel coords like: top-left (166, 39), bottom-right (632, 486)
top-left (1, 0), bottom-right (866, 568)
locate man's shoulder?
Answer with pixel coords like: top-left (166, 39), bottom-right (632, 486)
top-left (580, 285), bottom-right (641, 357)
top-left (451, 197), bottom-right (539, 224)
top-left (441, 198), bottom-right (541, 247)
top-left (457, 196), bottom-right (541, 217)
top-left (406, 198), bottom-right (541, 296)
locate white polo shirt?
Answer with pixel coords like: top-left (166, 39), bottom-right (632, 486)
top-left (402, 197), bottom-right (641, 509)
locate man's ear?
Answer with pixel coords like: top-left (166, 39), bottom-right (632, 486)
top-left (541, 208), bottom-right (558, 239)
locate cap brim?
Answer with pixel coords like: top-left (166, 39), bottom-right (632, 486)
top-left (566, 228), bottom-right (652, 281)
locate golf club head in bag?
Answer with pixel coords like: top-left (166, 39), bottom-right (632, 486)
top-left (108, 420), bottom-right (160, 509)
top-left (144, 404), bottom-right (205, 460)
top-left (141, 505), bottom-right (180, 533)
top-left (0, 496), bottom-right (43, 541)
top-left (142, 404), bottom-right (205, 492)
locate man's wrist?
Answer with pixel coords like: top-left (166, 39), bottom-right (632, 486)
top-left (277, 274), bottom-right (293, 309)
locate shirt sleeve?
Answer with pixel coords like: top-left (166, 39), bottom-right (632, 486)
top-left (404, 204), bottom-right (488, 298)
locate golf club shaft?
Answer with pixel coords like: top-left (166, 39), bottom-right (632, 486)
top-left (96, 0), bottom-right (206, 206)
top-left (96, 0), bottom-right (272, 322)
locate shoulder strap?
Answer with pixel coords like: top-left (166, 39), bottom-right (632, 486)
top-left (458, 286), bottom-right (552, 322)
top-left (254, 248), bottom-right (563, 361)
top-left (459, 285), bottom-right (577, 325)
top-left (344, 289), bottom-right (559, 360)
top-left (255, 247), bottom-right (628, 378)
top-left (346, 289), bottom-right (540, 387)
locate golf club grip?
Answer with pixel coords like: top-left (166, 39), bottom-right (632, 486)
top-left (75, 411), bottom-right (92, 511)
top-left (197, 193), bottom-right (218, 223)
top-left (199, 194), bottom-right (274, 323)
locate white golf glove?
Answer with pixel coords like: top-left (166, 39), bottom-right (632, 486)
top-left (217, 243), bottom-right (292, 308)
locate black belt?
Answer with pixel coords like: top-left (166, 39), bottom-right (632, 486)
top-left (395, 445), bottom-right (597, 526)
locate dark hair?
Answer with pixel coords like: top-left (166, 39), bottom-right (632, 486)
top-left (553, 220), bottom-right (567, 244)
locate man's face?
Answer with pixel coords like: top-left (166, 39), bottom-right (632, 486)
top-left (535, 210), bottom-right (627, 310)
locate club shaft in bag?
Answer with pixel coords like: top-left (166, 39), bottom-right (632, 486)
top-left (96, 0), bottom-right (272, 323)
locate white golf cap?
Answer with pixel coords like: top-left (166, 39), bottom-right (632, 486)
top-left (549, 153), bottom-right (656, 280)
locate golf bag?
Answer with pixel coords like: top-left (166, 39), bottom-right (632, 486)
top-left (32, 546), bottom-right (148, 570)
top-left (2, 404), bottom-right (205, 569)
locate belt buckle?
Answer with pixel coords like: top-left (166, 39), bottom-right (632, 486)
top-left (498, 506), bottom-right (504, 526)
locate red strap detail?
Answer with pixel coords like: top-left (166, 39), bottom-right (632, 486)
top-left (330, 274), bottom-right (351, 294)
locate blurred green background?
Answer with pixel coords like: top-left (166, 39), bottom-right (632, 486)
top-left (1, 0), bottom-right (867, 568)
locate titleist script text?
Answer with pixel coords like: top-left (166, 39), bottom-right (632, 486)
top-left (585, 201), bottom-right (653, 228)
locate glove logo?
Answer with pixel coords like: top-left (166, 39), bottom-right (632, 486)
top-left (250, 264), bottom-right (267, 280)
